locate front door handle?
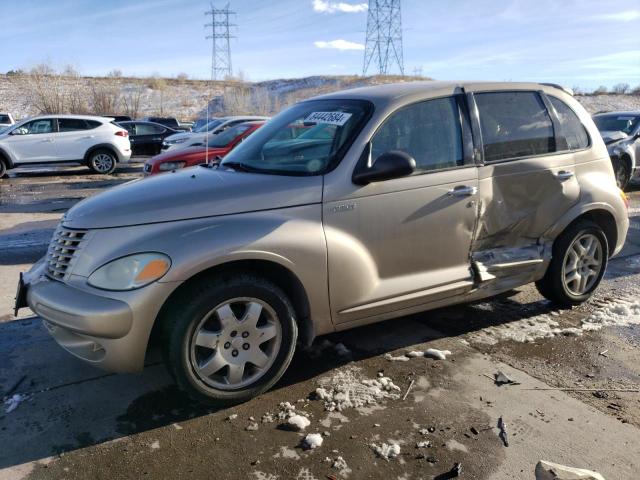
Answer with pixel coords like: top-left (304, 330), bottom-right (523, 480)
top-left (447, 185), bottom-right (478, 197)
top-left (557, 170), bottom-right (574, 181)
top-left (41, 138), bottom-right (54, 142)
top-left (82, 135), bottom-right (95, 139)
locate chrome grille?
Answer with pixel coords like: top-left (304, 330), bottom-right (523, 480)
top-left (47, 226), bottom-right (87, 280)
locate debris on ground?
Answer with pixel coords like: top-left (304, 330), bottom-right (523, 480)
top-left (315, 367), bottom-right (401, 411)
top-left (261, 412), bottom-right (275, 423)
top-left (226, 413), bottom-right (238, 421)
top-left (3, 393), bottom-right (25, 414)
top-left (535, 460), bottom-right (606, 480)
top-left (402, 379), bottom-right (415, 400)
top-left (416, 441), bottom-right (432, 448)
top-left (494, 370), bottom-right (520, 386)
top-left (302, 433), bottom-right (323, 450)
top-left (3, 375), bottom-right (26, 398)
top-left (371, 442), bottom-right (401, 460)
top-left (438, 462), bottom-right (463, 478)
top-left (277, 402), bottom-right (302, 420)
top-left (498, 416), bottom-right (509, 447)
top-left (287, 415), bottom-right (311, 431)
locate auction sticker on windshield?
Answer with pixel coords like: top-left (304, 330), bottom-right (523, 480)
top-left (304, 111), bottom-right (352, 126)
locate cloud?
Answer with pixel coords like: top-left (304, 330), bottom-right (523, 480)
top-left (596, 10), bottom-right (640, 22)
top-left (312, 0), bottom-right (368, 14)
top-left (314, 39), bottom-right (365, 50)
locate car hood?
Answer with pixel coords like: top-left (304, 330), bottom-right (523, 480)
top-left (63, 167), bottom-right (323, 229)
top-left (146, 146), bottom-right (222, 165)
top-left (600, 130), bottom-right (628, 145)
top-left (164, 131), bottom-right (195, 142)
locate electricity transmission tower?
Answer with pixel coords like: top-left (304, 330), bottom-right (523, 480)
top-left (205, 2), bottom-right (236, 80)
top-left (362, 0), bottom-right (404, 76)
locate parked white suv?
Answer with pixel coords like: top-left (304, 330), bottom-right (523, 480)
top-left (0, 115), bottom-right (131, 177)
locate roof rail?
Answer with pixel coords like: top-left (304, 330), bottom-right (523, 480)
top-left (541, 83), bottom-right (574, 96)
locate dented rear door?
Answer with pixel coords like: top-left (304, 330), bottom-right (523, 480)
top-left (468, 89), bottom-right (580, 252)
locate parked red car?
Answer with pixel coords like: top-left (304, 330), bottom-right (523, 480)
top-left (143, 121), bottom-right (264, 175)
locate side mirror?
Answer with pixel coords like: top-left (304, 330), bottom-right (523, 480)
top-left (352, 147), bottom-right (416, 185)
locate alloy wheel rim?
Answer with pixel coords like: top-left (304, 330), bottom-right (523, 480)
top-left (562, 233), bottom-right (603, 296)
top-left (93, 153), bottom-right (114, 173)
top-left (189, 297), bottom-right (281, 390)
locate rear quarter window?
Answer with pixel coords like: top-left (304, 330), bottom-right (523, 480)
top-left (549, 97), bottom-right (590, 151)
top-left (475, 91), bottom-right (555, 162)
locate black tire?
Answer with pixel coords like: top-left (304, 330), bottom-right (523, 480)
top-left (160, 274), bottom-right (298, 406)
top-left (612, 157), bottom-right (630, 191)
top-left (536, 219), bottom-right (608, 307)
top-left (88, 149), bottom-right (117, 175)
top-left (0, 158), bottom-right (7, 178)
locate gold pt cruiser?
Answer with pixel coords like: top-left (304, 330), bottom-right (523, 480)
top-left (16, 82), bottom-right (629, 405)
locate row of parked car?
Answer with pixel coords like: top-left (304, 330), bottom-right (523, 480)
top-left (0, 103), bottom-right (639, 191)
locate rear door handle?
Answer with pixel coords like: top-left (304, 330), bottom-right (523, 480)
top-left (447, 185), bottom-right (478, 197)
top-left (557, 170), bottom-right (574, 181)
top-left (82, 135), bottom-right (95, 139)
top-left (42, 138), bottom-right (54, 142)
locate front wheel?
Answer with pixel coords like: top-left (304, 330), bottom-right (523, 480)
top-left (88, 149), bottom-right (117, 174)
top-left (0, 158), bottom-right (7, 178)
top-left (161, 275), bottom-right (298, 405)
top-left (536, 220), bottom-right (608, 307)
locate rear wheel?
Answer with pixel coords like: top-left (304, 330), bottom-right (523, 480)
top-left (0, 158), bottom-right (7, 178)
top-left (536, 220), bottom-right (608, 307)
top-left (612, 157), bottom-right (630, 190)
top-left (161, 274), bottom-right (298, 405)
top-left (88, 149), bottom-right (117, 174)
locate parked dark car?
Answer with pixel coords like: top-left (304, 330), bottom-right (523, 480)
top-left (102, 115), bottom-right (133, 122)
top-left (141, 117), bottom-right (190, 132)
top-left (118, 121), bottom-right (179, 156)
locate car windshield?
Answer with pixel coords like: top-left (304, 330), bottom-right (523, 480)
top-left (220, 99), bottom-right (371, 175)
top-left (594, 114), bottom-right (640, 135)
top-left (208, 124), bottom-right (253, 148)
top-left (196, 119), bottom-right (224, 133)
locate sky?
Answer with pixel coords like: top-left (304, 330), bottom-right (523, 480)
top-left (0, 0), bottom-right (638, 90)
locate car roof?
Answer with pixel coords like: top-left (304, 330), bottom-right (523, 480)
top-left (27, 114), bottom-right (111, 121)
top-left (310, 80), bottom-right (571, 104)
top-left (222, 116), bottom-right (270, 121)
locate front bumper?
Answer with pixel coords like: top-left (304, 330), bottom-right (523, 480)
top-left (20, 260), bottom-right (179, 372)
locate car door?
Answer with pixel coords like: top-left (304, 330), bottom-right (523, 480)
top-left (468, 89), bottom-right (580, 257)
top-left (4, 119), bottom-right (56, 163)
top-left (324, 95), bottom-right (479, 325)
top-left (55, 118), bottom-right (96, 160)
top-left (133, 123), bottom-right (165, 154)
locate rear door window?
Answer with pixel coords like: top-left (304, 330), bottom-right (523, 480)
top-left (372, 96), bottom-right (464, 173)
top-left (549, 97), bottom-right (590, 151)
top-left (136, 123), bottom-right (165, 135)
top-left (475, 91), bottom-right (555, 162)
top-left (58, 118), bottom-right (90, 132)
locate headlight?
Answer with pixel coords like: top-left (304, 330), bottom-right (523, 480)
top-left (88, 253), bottom-right (171, 291)
top-left (158, 161), bottom-right (186, 171)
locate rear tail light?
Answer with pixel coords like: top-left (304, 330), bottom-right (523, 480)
top-left (115, 130), bottom-right (128, 137)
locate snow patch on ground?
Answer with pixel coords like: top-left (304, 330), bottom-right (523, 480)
top-left (3, 393), bottom-right (26, 413)
top-left (330, 456), bottom-right (351, 478)
top-left (468, 295), bottom-right (640, 345)
top-left (273, 446), bottom-right (300, 460)
top-left (302, 433), bottom-right (323, 449)
top-left (371, 442), bottom-right (401, 460)
top-left (315, 367), bottom-right (400, 412)
top-left (149, 440), bottom-right (160, 450)
top-left (287, 415), bottom-right (311, 431)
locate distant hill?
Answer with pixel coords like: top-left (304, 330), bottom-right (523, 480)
top-left (0, 73), bottom-right (638, 121)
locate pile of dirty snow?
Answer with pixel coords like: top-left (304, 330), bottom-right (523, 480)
top-left (582, 300), bottom-right (640, 331)
top-left (315, 367), bottom-right (400, 412)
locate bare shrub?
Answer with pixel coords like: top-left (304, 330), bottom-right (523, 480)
top-left (90, 79), bottom-right (121, 114)
top-left (632, 85), bottom-right (640, 96)
top-left (121, 85), bottom-right (145, 119)
top-left (611, 83), bottom-right (630, 94)
top-left (148, 75), bottom-right (168, 114)
top-left (593, 85), bottom-right (608, 95)
top-left (22, 64), bottom-right (66, 114)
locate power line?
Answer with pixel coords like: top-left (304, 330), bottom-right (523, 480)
top-left (204, 2), bottom-right (236, 80)
top-left (363, 0), bottom-right (404, 76)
